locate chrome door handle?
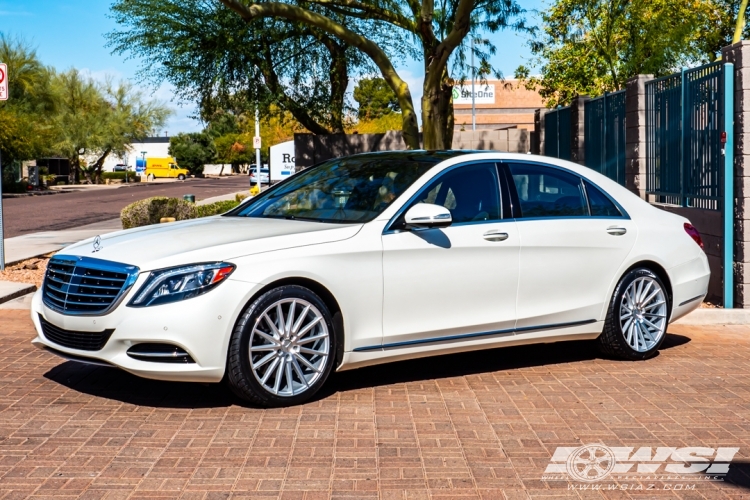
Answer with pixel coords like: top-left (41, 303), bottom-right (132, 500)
top-left (483, 230), bottom-right (509, 242)
top-left (607, 226), bottom-right (627, 236)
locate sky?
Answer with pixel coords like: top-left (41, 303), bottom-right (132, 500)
top-left (1, 0), bottom-right (544, 134)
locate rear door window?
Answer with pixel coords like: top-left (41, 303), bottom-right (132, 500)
top-left (584, 180), bottom-right (622, 217)
top-left (507, 163), bottom-right (587, 218)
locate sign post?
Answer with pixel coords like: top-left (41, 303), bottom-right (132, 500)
top-left (254, 108), bottom-right (262, 191)
top-left (0, 62), bottom-right (7, 270)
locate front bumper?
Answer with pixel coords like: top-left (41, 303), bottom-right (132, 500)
top-left (31, 277), bottom-right (260, 383)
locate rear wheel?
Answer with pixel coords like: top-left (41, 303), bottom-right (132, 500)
top-left (597, 268), bottom-right (669, 360)
top-left (147, 174), bottom-right (155, 182)
top-left (226, 285), bottom-right (335, 407)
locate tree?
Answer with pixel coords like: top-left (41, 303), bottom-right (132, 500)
top-left (353, 77), bottom-right (400, 119)
top-left (169, 132), bottom-right (217, 175)
top-left (515, 0), bottom-right (720, 107)
top-left (0, 36), bottom-right (56, 173)
top-left (50, 70), bottom-right (170, 183)
top-left (48, 70), bottom-right (107, 184)
top-left (108, 0), bottom-right (378, 136)
top-left (218, 0), bottom-right (527, 150)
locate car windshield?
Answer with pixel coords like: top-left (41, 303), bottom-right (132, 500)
top-left (230, 155), bottom-right (441, 223)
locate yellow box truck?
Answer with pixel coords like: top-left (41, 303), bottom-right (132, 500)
top-left (144, 157), bottom-right (189, 180)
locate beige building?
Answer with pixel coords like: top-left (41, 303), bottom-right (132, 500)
top-left (452, 79), bottom-right (543, 131)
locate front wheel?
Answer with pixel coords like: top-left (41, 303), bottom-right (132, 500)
top-left (177, 174), bottom-right (186, 181)
top-left (597, 268), bottom-right (669, 360)
top-left (226, 285), bottom-right (336, 407)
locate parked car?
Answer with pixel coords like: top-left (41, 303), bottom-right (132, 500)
top-left (31, 151), bottom-right (709, 407)
top-left (249, 166), bottom-right (270, 185)
top-left (112, 164), bottom-right (129, 172)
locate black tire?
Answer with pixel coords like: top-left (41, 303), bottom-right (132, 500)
top-left (147, 174), bottom-right (155, 182)
top-left (597, 267), bottom-right (670, 360)
top-left (226, 285), bottom-right (336, 407)
top-left (178, 174), bottom-right (186, 181)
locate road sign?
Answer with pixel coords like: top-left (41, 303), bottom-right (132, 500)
top-left (0, 63), bottom-right (7, 101)
top-left (253, 136), bottom-right (261, 149)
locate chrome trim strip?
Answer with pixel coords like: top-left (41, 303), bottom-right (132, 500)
top-left (352, 319), bottom-right (598, 352)
top-left (678, 294), bottom-right (704, 307)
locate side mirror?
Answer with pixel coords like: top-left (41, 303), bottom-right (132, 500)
top-left (404, 203), bottom-right (452, 229)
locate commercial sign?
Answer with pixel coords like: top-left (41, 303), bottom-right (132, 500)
top-left (452, 84), bottom-right (495, 105)
top-left (269, 140), bottom-right (295, 181)
top-left (0, 63), bottom-right (7, 101)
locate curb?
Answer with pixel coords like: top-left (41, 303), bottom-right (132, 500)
top-left (674, 308), bottom-right (750, 325)
top-left (2, 191), bottom-right (66, 198)
top-left (0, 284), bottom-right (37, 305)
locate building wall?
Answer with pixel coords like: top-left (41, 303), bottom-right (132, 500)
top-left (453, 80), bottom-right (544, 131)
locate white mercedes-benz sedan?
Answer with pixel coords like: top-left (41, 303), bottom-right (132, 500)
top-left (31, 151), bottom-right (710, 407)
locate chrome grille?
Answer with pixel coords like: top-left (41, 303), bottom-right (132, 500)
top-left (42, 256), bottom-right (139, 315)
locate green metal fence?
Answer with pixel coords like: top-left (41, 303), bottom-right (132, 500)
top-left (544, 106), bottom-right (571, 160)
top-left (646, 62), bottom-right (725, 210)
top-left (584, 91), bottom-right (626, 185)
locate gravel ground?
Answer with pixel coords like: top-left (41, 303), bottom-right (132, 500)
top-left (0, 256), bottom-right (49, 288)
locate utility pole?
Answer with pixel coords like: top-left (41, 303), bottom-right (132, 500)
top-left (254, 108), bottom-right (262, 192)
top-left (471, 38), bottom-right (476, 131)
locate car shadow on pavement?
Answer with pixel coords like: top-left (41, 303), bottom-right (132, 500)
top-left (318, 334), bottom-right (691, 401)
top-left (43, 361), bottom-right (235, 409)
top-left (42, 334), bottom-right (690, 409)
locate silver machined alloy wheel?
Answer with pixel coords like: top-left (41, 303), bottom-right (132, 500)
top-left (249, 298), bottom-right (330, 397)
top-left (619, 276), bottom-right (667, 352)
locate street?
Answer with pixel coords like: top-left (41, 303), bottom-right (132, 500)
top-left (1, 177), bottom-right (251, 238)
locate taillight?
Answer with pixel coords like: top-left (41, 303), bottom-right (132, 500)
top-left (684, 223), bottom-right (704, 248)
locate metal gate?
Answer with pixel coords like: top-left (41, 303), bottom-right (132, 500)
top-left (544, 106), bottom-right (571, 160)
top-left (646, 62), bottom-right (726, 210)
top-left (584, 90), bottom-right (626, 185)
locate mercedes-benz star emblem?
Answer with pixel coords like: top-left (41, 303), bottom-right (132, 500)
top-left (92, 235), bottom-right (103, 253)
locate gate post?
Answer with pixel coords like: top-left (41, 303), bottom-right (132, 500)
top-left (722, 41), bottom-right (750, 307)
top-left (724, 62), bottom-right (735, 308)
top-left (570, 95), bottom-right (589, 165)
top-left (625, 75), bottom-right (653, 198)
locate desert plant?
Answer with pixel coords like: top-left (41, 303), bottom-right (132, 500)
top-left (120, 196), bottom-right (196, 229)
top-left (195, 199), bottom-right (241, 218)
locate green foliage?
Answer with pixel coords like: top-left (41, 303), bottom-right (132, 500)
top-left (120, 197), bottom-right (196, 229)
top-left (515, 0), bottom-right (721, 106)
top-left (101, 171), bottom-right (141, 182)
top-left (353, 78), bottom-right (400, 119)
top-left (120, 197), bottom-right (242, 228)
top-left (0, 36), bottom-right (56, 176)
top-left (108, 0), bottom-right (379, 135)
top-left (169, 132), bottom-right (217, 175)
top-left (194, 200), bottom-right (241, 218)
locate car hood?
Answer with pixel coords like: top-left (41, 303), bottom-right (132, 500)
top-left (57, 216), bottom-right (363, 271)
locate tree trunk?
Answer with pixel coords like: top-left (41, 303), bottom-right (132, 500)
top-left (90, 148), bottom-right (112, 184)
top-left (68, 155), bottom-right (79, 185)
top-left (421, 68), bottom-right (454, 150)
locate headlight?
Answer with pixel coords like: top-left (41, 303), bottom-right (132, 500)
top-left (129, 262), bottom-right (235, 307)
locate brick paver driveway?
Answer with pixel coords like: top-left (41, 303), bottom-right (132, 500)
top-left (1, 309), bottom-right (749, 499)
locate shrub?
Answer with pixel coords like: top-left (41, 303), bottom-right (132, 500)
top-left (121, 197), bottom-right (196, 229)
top-left (102, 171), bottom-right (140, 181)
top-left (195, 199), bottom-right (241, 218)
